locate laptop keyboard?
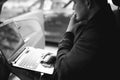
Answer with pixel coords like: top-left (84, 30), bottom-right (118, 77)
top-left (17, 48), bottom-right (43, 69)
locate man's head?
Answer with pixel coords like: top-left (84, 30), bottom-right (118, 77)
top-left (71, 0), bottom-right (108, 21)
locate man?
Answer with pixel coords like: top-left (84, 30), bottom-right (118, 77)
top-left (42, 0), bottom-right (119, 80)
top-left (0, 0), bottom-right (119, 80)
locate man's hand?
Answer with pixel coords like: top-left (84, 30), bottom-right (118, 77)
top-left (41, 52), bottom-right (56, 68)
top-left (66, 13), bottom-right (82, 32)
top-left (66, 13), bottom-right (87, 33)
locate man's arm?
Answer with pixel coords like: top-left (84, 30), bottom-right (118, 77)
top-left (55, 28), bottom-right (99, 80)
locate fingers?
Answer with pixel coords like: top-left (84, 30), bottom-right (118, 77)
top-left (40, 62), bottom-right (53, 68)
top-left (76, 20), bottom-right (87, 26)
top-left (70, 13), bottom-right (82, 25)
top-left (41, 56), bottom-right (56, 64)
top-left (40, 54), bottom-right (56, 68)
top-left (41, 54), bottom-right (53, 64)
top-left (75, 21), bottom-right (82, 26)
top-left (70, 13), bottom-right (77, 22)
top-left (42, 52), bottom-right (52, 59)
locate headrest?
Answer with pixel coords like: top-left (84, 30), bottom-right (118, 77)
top-left (112, 0), bottom-right (120, 7)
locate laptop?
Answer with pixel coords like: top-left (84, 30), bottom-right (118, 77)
top-left (0, 21), bottom-right (54, 74)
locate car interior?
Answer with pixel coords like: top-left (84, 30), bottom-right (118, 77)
top-left (2, 0), bottom-right (119, 80)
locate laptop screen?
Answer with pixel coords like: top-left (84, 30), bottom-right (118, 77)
top-left (0, 21), bottom-right (24, 63)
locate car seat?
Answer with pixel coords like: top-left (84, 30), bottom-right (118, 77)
top-left (112, 0), bottom-right (120, 27)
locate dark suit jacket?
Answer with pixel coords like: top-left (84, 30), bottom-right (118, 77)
top-left (54, 4), bottom-right (119, 80)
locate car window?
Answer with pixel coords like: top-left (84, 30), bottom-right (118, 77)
top-left (42, 0), bottom-right (73, 10)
